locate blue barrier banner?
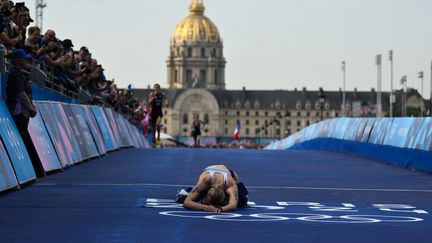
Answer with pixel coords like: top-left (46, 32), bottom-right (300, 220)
top-left (28, 111), bottom-right (62, 172)
top-left (383, 118), bottom-right (414, 148)
top-left (0, 101), bottom-right (36, 183)
top-left (52, 103), bottom-right (82, 163)
top-left (406, 117), bottom-right (432, 151)
top-left (62, 104), bottom-right (98, 160)
top-left (318, 119), bottom-right (332, 138)
top-left (104, 108), bottom-right (122, 148)
top-left (368, 118), bottom-right (393, 145)
top-left (0, 139), bottom-right (18, 192)
top-left (91, 106), bottom-right (116, 151)
top-left (114, 112), bottom-right (133, 147)
top-left (36, 102), bottom-right (75, 166)
top-left (69, 105), bottom-right (100, 159)
top-left (330, 118), bottom-right (351, 139)
top-left (360, 118), bottom-right (376, 143)
top-left (125, 121), bottom-right (141, 148)
top-left (82, 106), bottom-right (107, 155)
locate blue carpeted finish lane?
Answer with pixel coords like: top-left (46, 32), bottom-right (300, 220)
top-left (0, 148), bottom-right (432, 242)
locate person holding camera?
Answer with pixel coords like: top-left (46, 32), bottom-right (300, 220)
top-left (149, 83), bottom-right (167, 145)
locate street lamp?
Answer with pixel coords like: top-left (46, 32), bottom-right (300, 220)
top-left (401, 75), bottom-right (407, 117)
top-left (376, 54), bottom-right (382, 118)
top-left (341, 61), bottom-right (346, 116)
top-left (318, 88), bottom-right (326, 121)
top-left (418, 71), bottom-right (424, 116)
top-left (389, 50), bottom-right (394, 117)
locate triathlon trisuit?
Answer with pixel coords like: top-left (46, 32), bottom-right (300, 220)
top-left (204, 168), bottom-right (228, 187)
top-left (150, 93), bottom-right (164, 122)
top-left (193, 121), bottom-right (201, 136)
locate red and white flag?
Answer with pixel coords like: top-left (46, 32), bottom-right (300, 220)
top-left (233, 121), bottom-right (241, 140)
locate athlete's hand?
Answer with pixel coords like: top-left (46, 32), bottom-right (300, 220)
top-left (204, 205), bottom-right (217, 213)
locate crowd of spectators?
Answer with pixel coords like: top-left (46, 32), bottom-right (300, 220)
top-left (0, 1), bottom-right (145, 124)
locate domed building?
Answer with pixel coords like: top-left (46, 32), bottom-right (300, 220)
top-left (133, 0), bottom-right (424, 143)
top-left (166, 0), bottom-right (226, 90)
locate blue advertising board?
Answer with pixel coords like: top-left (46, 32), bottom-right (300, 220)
top-left (104, 108), bottom-right (122, 148)
top-left (0, 139), bottom-right (18, 192)
top-left (69, 105), bottom-right (100, 159)
top-left (0, 101), bottom-right (36, 184)
top-left (28, 112), bottom-right (62, 172)
top-left (368, 118), bottom-right (393, 145)
top-left (360, 118), bottom-right (376, 143)
top-left (36, 102), bottom-right (73, 167)
top-left (406, 117), bottom-right (432, 151)
top-left (62, 104), bottom-right (98, 160)
top-left (383, 118), bottom-right (414, 148)
top-left (51, 103), bottom-right (82, 163)
top-left (82, 106), bottom-right (107, 155)
top-left (91, 106), bottom-right (116, 151)
top-left (114, 112), bottom-right (133, 147)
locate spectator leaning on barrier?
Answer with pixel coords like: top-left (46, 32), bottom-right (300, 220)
top-left (6, 49), bottom-right (37, 136)
top-left (7, 48), bottom-right (45, 177)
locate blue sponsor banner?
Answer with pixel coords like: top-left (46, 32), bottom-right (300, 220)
top-left (125, 121), bottom-right (141, 148)
top-left (62, 104), bottom-right (97, 160)
top-left (69, 105), bottom-right (100, 159)
top-left (28, 112), bottom-right (62, 172)
top-left (104, 108), bottom-right (122, 148)
top-left (327, 118), bottom-right (350, 139)
top-left (383, 118), bottom-right (415, 148)
top-left (82, 106), bottom-right (107, 155)
top-left (52, 103), bottom-right (82, 163)
top-left (114, 112), bottom-right (133, 147)
top-left (36, 102), bottom-right (73, 167)
top-left (368, 118), bottom-right (393, 145)
top-left (91, 106), bottom-right (116, 151)
top-left (0, 101), bottom-right (36, 184)
top-left (360, 118), bottom-right (376, 143)
top-left (0, 139), bottom-right (18, 192)
top-left (406, 118), bottom-right (432, 151)
top-left (303, 124), bottom-right (318, 142)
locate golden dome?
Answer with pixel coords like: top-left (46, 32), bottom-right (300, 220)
top-left (173, 0), bottom-right (221, 44)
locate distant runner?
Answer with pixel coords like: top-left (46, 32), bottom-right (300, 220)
top-left (149, 83), bottom-right (167, 145)
top-left (191, 115), bottom-right (205, 148)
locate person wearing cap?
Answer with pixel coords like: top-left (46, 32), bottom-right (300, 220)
top-left (7, 49), bottom-right (46, 177)
top-left (6, 49), bottom-right (36, 138)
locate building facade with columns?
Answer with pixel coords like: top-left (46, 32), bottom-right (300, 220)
top-left (133, 0), bottom-right (427, 141)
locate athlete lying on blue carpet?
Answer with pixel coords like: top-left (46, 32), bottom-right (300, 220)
top-left (176, 165), bottom-right (249, 213)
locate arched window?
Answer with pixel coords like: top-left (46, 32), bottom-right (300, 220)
top-left (183, 114), bottom-right (188, 124)
top-left (201, 48), bottom-right (206, 58)
top-left (204, 114), bottom-right (209, 124)
top-left (174, 69), bottom-right (178, 83)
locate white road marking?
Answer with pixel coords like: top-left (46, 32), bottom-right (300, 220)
top-left (36, 183), bottom-right (432, 193)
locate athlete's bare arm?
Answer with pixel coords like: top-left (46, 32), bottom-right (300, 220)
top-left (183, 174), bottom-right (217, 212)
top-left (221, 185), bottom-right (238, 212)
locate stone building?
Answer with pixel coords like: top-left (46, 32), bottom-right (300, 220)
top-left (133, 0), bottom-right (427, 141)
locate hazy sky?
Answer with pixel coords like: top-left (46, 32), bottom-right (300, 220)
top-left (25, 0), bottom-right (432, 98)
